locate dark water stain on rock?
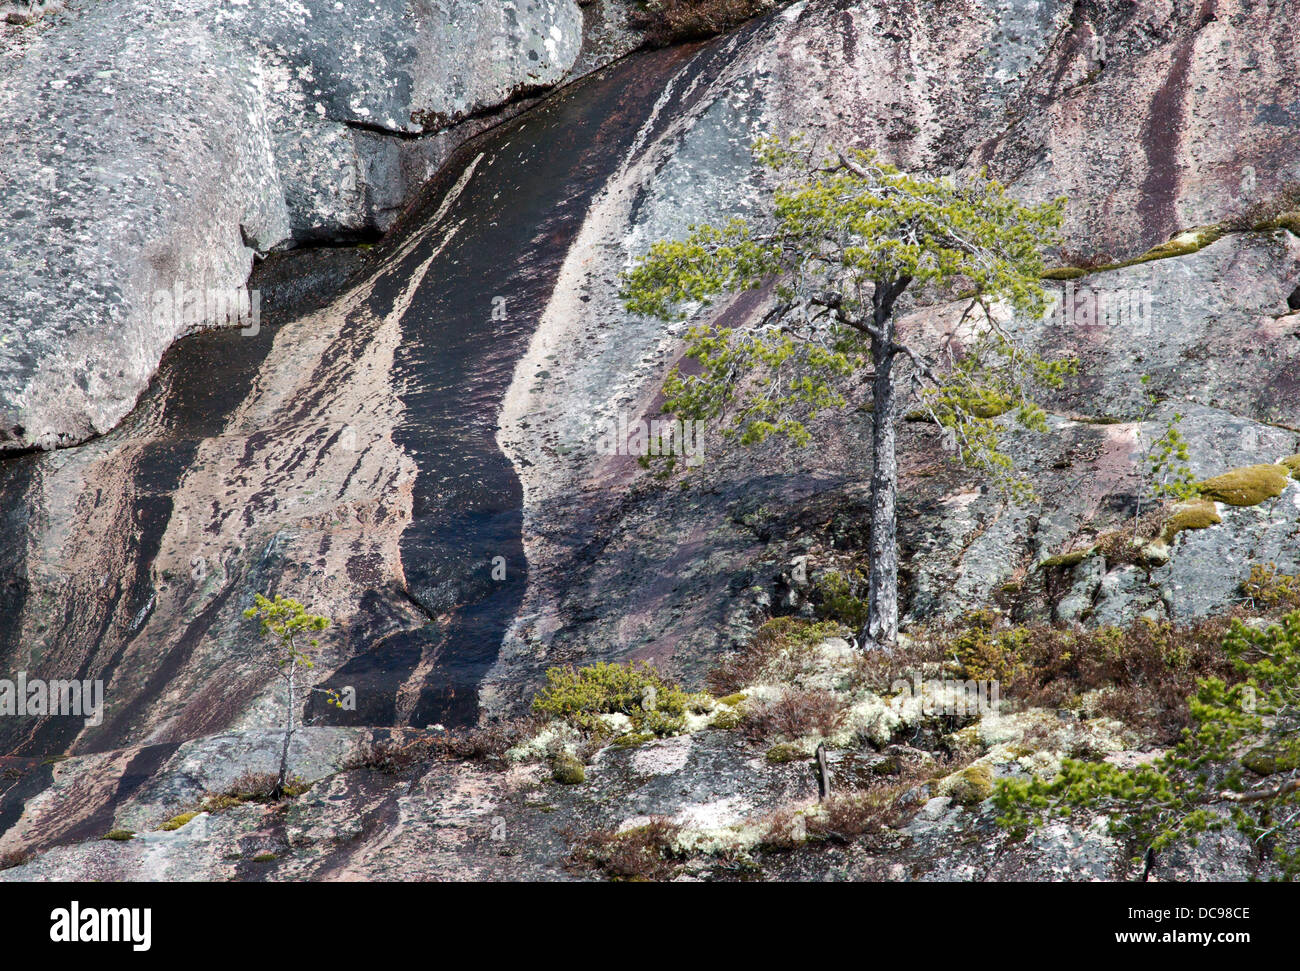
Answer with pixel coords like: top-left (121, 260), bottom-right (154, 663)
top-left (0, 41), bottom-right (703, 767)
top-left (310, 45), bottom-right (704, 730)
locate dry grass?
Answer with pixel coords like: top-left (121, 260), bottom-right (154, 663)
top-left (805, 788), bottom-right (909, 842)
top-left (707, 617), bottom-right (847, 694)
top-left (759, 752), bottom-right (942, 851)
top-left (570, 818), bottom-right (685, 881)
top-left (345, 720), bottom-right (538, 774)
top-left (744, 687), bottom-right (845, 745)
top-left (1225, 183), bottom-right (1300, 234)
top-left (931, 614), bottom-right (1238, 742)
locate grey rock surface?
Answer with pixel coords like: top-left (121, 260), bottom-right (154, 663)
top-left (3, 0), bottom-right (1300, 883)
top-left (0, 0), bottom-right (583, 452)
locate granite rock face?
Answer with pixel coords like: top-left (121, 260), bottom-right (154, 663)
top-left (0, 0), bottom-right (583, 452)
top-left (0, 38), bottom-right (703, 763)
top-left (3, 0), bottom-right (1300, 881)
top-left (487, 0), bottom-right (1300, 709)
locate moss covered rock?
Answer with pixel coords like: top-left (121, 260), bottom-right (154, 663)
top-left (1160, 499), bottom-right (1222, 544)
top-left (942, 764), bottom-right (995, 806)
top-left (766, 743), bottom-right (802, 764)
top-left (1195, 464), bottom-right (1290, 506)
top-left (1241, 739), bottom-right (1300, 776)
top-left (1038, 547), bottom-right (1097, 571)
top-left (551, 753), bottom-right (586, 785)
top-left (158, 811), bottom-right (199, 832)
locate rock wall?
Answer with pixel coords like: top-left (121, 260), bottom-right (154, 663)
top-left (0, 0), bottom-right (584, 453)
top-left (485, 0), bottom-right (1300, 709)
top-left (0, 40), bottom-right (704, 764)
top-left (3, 0), bottom-right (1300, 881)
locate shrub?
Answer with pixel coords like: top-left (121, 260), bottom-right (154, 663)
top-left (806, 787), bottom-right (913, 842)
top-left (200, 770), bottom-right (309, 812)
top-left (994, 611), bottom-right (1300, 878)
top-left (346, 721), bottom-right (537, 774)
top-left (1240, 563), bottom-right (1300, 611)
top-left (1226, 183), bottom-right (1300, 235)
top-left (745, 687), bottom-right (846, 746)
top-left (707, 616), bottom-right (847, 694)
top-left (937, 613), bottom-right (1236, 742)
top-left (758, 807), bottom-right (809, 850)
top-left (814, 569), bottom-right (870, 629)
top-left (532, 661), bottom-right (700, 736)
top-left (571, 818), bottom-right (685, 881)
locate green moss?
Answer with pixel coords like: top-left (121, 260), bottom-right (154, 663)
top-left (158, 811), bottom-right (199, 832)
top-left (1126, 226), bottom-right (1223, 264)
top-left (1241, 739), bottom-right (1300, 776)
top-left (102, 830), bottom-right (134, 841)
top-left (717, 692), bottom-right (747, 707)
top-left (1160, 499), bottom-right (1222, 544)
top-left (1276, 213), bottom-right (1300, 236)
top-left (766, 743), bottom-right (803, 764)
top-left (709, 708), bottom-right (743, 730)
top-left (1070, 414), bottom-right (1125, 425)
top-left (1041, 226), bottom-right (1224, 282)
top-left (251, 853), bottom-right (277, 863)
top-left (532, 661), bottom-right (698, 736)
top-left (551, 753), bottom-right (586, 785)
top-left (1038, 547), bottom-right (1096, 571)
top-left (1281, 455), bottom-right (1300, 480)
top-left (202, 795), bottom-right (243, 813)
top-left (1195, 464), bottom-right (1290, 506)
top-left (1253, 212), bottom-right (1300, 237)
top-left (814, 569), bottom-right (869, 628)
top-left (613, 732), bottom-right (656, 748)
top-left (946, 764), bottom-right (995, 806)
top-left (1040, 266), bottom-right (1089, 280)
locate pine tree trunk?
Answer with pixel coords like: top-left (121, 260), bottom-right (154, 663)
top-left (275, 660), bottom-right (296, 798)
top-left (863, 312), bottom-right (899, 651)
